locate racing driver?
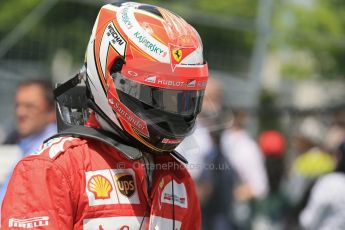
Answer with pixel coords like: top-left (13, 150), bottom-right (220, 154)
top-left (1, 2), bottom-right (208, 230)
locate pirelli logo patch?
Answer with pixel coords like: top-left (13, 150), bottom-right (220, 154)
top-left (8, 216), bottom-right (49, 228)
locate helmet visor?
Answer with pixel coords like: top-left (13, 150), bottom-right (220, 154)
top-left (112, 72), bottom-right (205, 117)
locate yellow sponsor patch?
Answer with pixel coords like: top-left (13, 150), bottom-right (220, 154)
top-left (87, 175), bottom-right (113, 199)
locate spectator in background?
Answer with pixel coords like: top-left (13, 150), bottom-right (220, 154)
top-left (324, 110), bottom-right (345, 155)
top-left (300, 140), bottom-right (345, 230)
top-left (221, 110), bottom-right (268, 201)
top-left (259, 131), bottom-right (286, 195)
top-left (286, 117), bottom-right (335, 228)
top-left (3, 79), bottom-right (56, 152)
top-left (0, 79), bottom-right (56, 207)
top-left (254, 130), bottom-right (289, 230)
top-left (221, 110), bottom-right (268, 229)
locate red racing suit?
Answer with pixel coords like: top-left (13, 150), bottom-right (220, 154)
top-left (1, 135), bottom-right (201, 229)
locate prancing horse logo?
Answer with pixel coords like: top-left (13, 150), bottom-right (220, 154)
top-left (172, 48), bottom-right (183, 62)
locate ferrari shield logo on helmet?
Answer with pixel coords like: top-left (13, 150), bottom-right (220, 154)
top-left (172, 48), bottom-right (183, 62)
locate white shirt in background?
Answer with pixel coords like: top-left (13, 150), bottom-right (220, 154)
top-left (221, 129), bottom-right (268, 199)
top-left (300, 172), bottom-right (345, 230)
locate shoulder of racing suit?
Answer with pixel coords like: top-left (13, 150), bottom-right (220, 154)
top-left (31, 136), bottom-right (87, 160)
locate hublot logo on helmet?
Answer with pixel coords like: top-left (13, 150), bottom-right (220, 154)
top-left (157, 79), bottom-right (185, 87)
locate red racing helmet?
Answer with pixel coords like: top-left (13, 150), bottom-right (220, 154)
top-left (85, 2), bottom-right (208, 152)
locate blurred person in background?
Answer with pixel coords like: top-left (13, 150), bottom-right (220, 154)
top-left (324, 110), bottom-right (345, 155)
top-left (254, 130), bottom-right (289, 230)
top-left (178, 78), bottom-right (238, 229)
top-left (300, 140), bottom-right (345, 230)
top-left (286, 117), bottom-right (335, 228)
top-left (221, 109), bottom-right (268, 229)
top-left (3, 79), bottom-right (56, 152)
top-left (0, 79), bottom-right (56, 209)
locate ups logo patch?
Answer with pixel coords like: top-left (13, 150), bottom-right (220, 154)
top-left (114, 173), bottom-right (135, 197)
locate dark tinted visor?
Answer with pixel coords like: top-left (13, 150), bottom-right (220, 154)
top-left (112, 73), bottom-right (205, 116)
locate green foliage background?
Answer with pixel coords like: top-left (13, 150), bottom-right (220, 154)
top-left (0, 0), bottom-right (344, 79)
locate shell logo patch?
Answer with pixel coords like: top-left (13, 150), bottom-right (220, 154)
top-left (172, 48), bottom-right (183, 62)
top-left (88, 175), bottom-right (113, 199)
top-left (114, 173), bottom-right (135, 197)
